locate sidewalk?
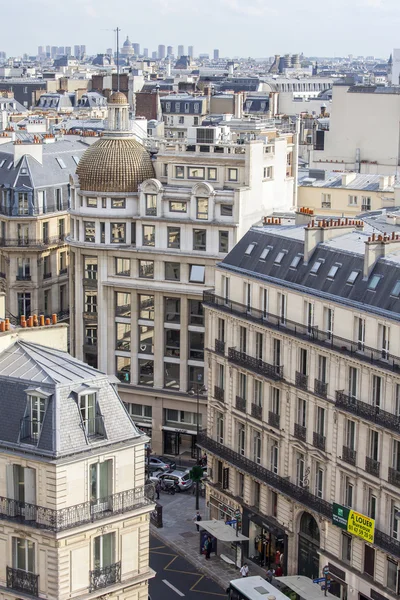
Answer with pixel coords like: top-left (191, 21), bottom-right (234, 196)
top-left (150, 489), bottom-right (267, 590)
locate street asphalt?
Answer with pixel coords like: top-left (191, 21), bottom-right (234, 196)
top-left (149, 533), bottom-right (227, 599)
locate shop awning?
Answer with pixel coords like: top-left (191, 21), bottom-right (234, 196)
top-left (200, 520), bottom-right (249, 542)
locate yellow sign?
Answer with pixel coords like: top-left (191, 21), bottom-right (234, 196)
top-left (347, 510), bottom-right (375, 543)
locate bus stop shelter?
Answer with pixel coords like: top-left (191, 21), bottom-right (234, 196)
top-left (199, 520), bottom-right (249, 567)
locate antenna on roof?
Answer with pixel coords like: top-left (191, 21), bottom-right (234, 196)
top-left (116, 26), bottom-right (120, 91)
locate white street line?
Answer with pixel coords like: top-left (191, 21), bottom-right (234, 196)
top-left (163, 579), bottom-right (185, 597)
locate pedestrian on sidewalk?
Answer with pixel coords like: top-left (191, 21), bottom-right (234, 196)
top-left (194, 510), bottom-right (202, 531)
top-left (205, 535), bottom-right (212, 560)
top-left (240, 563), bottom-right (249, 577)
top-left (155, 481), bottom-right (161, 500)
top-left (266, 568), bottom-right (274, 583)
top-left (275, 565), bottom-right (283, 577)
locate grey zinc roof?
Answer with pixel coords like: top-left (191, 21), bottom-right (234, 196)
top-left (0, 340), bottom-right (141, 459)
top-left (220, 226), bottom-right (400, 319)
top-left (298, 172), bottom-right (394, 192)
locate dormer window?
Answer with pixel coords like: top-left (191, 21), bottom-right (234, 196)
top-left (79, 392), bottom-right (105, 439)
top-left (20, 392), bottom-right (49, 444)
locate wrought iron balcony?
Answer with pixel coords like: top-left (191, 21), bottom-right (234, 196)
top-left (7, 567), bottom-right (39, 597)
top-left (145, 207), bottom-right (157, 216)
top-left (314, 379), bottom-right (328, 398)
top-left (16, 274), bottom-right (31, 281)
top-left (335, 391), bottom-right (400, 434)
top-left (83, 277), bottom-right (98, 288)
top-left (268, 411), bottom-right (280, 429)
top-left (228, 347), bottom-right (283, 381)
top-left (90, 561), bottom-right (121, 592)
top-left (296, 371), bottom-right (308, 390)
top-left (0, 272), bottom-right (6, 279)
top-left (59, 268), bottom-right (68, 275)
top-left (342, 445), bottom-right (356, 466)
top-left (83, 311), bottom-right (98, 321)
top-left (366, 456), bottom-right (380, 478)
top-left (0, 236), bottom-right (67, 248)
top-left (203, 291), bottom-right (400, 374)
top-left (388, 468), bottom-right (400, 488)
top-left (294, 423), bottom-right (307, 442)
top-left (313, 431), bottom-right (326, 451)
top-left (215, 339), bottom-right (225, 355)
top-left (0, 484), bottom-right (154, 532)
top-left (235, 395), bottom-right (246, 413)
top-left (43, 272), bottom-right (52, 280)
top-left (251, 403), bottom-right (262, 420)
top-left (214, 385), bottom-right (224, 402)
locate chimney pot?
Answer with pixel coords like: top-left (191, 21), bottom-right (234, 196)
top-left (52, 314), bottom-right (57, 325)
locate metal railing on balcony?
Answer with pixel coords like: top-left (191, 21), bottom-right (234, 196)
top-left (16, 274), bottom-right (31, 281)
top-left (197, 432), bottom-right (400, 559)
top-left (251, 403), bottom-right (262, 420)
top-left (366, 456), bottom-right (380, 478)
top-left (203, 292), bottom-right (400, 374)
top-left (228, 347), bottom-right (283, 381)
top-left (296, 372), bottom-right (308, 390)
top-left (313, 431), bottom-right (326, 451)
top-left (90, 561), bottom-right (121, 592)
top-left (215, 339), bottom-right (225, 355)
top-left (268, 411), bottom-right (280, 429)
top-left (314, 379), bottom-right (328, 398)
top-left (214, 385), bottom-right (224, 402)
top-left (294, 423), bottom-right (307, 442)
top-left (43, 272), bottom-right (52, 280)
top-left (0, 484), bottom-right (154, 532)
top-left (145, 207), bottom-right (157, 216)
top-left (83, 311), bottom-right (98, 321)
top-left (59, 268), bottom-right (68, 275)
top-left (388, 467), bottom-right (400, 488)
top-left (0, 236), bottom-right (67, 248)
top-left (7, 567), bottom-right (39, 597)
top-left (83, 277), bottom-right (98, 287)
top-left (336, 391), bottom-right (400, 434)
top-left (235, 395), bottom-right (246, 413)
top-left (0, 203), bottom-right (68, 217)
top-left (342, 446), bottom-right (356, 466)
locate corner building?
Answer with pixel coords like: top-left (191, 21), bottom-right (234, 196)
top-left (69, 92), bottom-right (294, 454)
top-left (201, 213), bottom-right (400, 600)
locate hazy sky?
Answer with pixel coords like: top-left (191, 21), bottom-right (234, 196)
top-left (2, 0), bottom-right (399, 59)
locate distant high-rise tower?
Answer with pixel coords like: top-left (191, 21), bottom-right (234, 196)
top-left (178, 45), bottom-right (184, 57)
top-left (106, 47), bottom-right (113, 56)
top-left (143, 48), bottom-right (149, 57)
top-left (37, 46), bottom-right (44, 57)
top-left (133, 43), bottom-right (140, 55)
top-left (74, 45), bottom-right (80, 58)
top-left (51, 46), bottom-right (58, 58)
top-left (80, 45), bottom-right (86, 57)
top-left (46, 45), bottom-right (50, 57)
top-left (66, 46), bottom-right (72, 56)
top-left (58, 46), bottom-right (65, 56)
top-left (213, 49), bottom-right (219, 60)
top-left (188, 45), bottom-right (194, 59)
top-left (167, 45), bottom-right (173, 56)
top-left (152, 51), bottom-right (157, 59)
top-left (158, 45), bottom-right (166, 59)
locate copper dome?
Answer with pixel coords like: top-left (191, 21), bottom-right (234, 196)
top-left (76, 137), bottom-right (155, 193)
top-left (109, 91), bottom-right (128, 104)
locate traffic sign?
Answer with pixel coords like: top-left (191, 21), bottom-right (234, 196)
top-left (323, 566), bottom-right (329, 575)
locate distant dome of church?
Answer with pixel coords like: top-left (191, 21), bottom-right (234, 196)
top-left (121, 37), bottom-right (134, 55)
top-left (123, 36), bottom-right (132, 47)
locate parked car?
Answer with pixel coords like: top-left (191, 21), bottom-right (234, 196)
top-left (148, 456), bottom-right (176, 472)
top-left (148, 470), bottom-right (164, 484)
top-left (158, 470), bottom-right (193, 492)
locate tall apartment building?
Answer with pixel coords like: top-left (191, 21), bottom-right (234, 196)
top-left (178, 45), bottom-right (184, 57)
top-left (201, 214), bottom-right (400, 600)
top-left (213, 49), bottom-right (220, 60)
top-left (68, 92), bottom-right (295, 454)
top-left (0, 321), bottom-right (154, 600)
top-left (188, 46), bottom-right (194, 59)
top-left (158, 45), bottom-right (166, 60)
top-left (0, 135), bottom-right (87, 320)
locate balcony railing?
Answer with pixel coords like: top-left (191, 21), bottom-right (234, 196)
top-left (59, 268), bottom-right (68, 275)
top-left (90, 561), bottom-right (121, 592)
top-left (203, 292), bottom-right (400, 374)
top-left (0, 236), bottom-right (67, 247)
top-left (0, 203), bottom-right (68, 217)
top-left (228, 347), bottom-right (283, 381)
top-left (294, 423), bottom-right (307, 442)
top-left (0, 484), bottom-right (154, 532)
top-left (251, 403), bottom-right (262, 420)
top-left (16, 274), bottom-right (31, 281)
top-left (268, 411), bottom-right (280, 429)
top-left (7, 567), bottom-right (39, 597)
top-left (314, 379), bottom-right (328, 398)
top-left (366, 456), bottom-right (380, 478)
top-left (388, 467), bottom-right (400, 488)
top-left (336, 391), bottom-right (400, 434)
top-left (313, 431), bottom-right (326, 451)
top-left (235, 395), bottom-right (246, 413)
top-left (83, 311), bottom-right (98, 321)
top-left (215, 339), bottom-right (225, 355)
top-left (342, 445), bottom-right (356, 466)
top-left (296, 372), bottom-right (308, 390)
top-left (83, 277), bottom-right (98, 288)
top-left (43, 272), bottom-right (52, 280)
top-left (197, 432), bottom-right (400, 559)
top-left (145, 207), bottom-right (157, 216)
top-left (214, 385), bottom-right (224, 402)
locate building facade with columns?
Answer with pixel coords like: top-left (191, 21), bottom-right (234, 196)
top-left (68, 91), bottom-right (295, 455)
top-left (201, 214), bottom-right (400, 600)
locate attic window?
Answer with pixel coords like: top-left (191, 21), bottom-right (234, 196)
top-left (56, 158), bottom-right (66, 169)
top-left (259, 248), bottom-right (271, 260)
top-left (368, 274), bottom-right (381, 291)
top-left (20, 393), bottom-right (48, 445)
top-left (72, 155), bottom-right (80, 165)
top-left (347, 271), bottom-right (359, 285)
top-left (274, 251), bottom-right (286, 264)
top-left (78, 392), bottom-right (105, 439)
top-left (290, 255), bottom-right (302, 269)
top-left (245, 243), bottom-right (256, 255)
top-left (310, 260), bottom-right (323, 274)
top-left (327, 265), bottom-right (339, 279)
top-left (0, 160), bottom-right (6, 168)
top-left (391, 280), bottom-right (400, 297)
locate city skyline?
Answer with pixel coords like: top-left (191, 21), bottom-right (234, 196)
top-left (1, 0), bottom-right (399, 58)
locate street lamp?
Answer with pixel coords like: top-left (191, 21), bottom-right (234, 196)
top-left (189, 378), bottom-right (207, 511)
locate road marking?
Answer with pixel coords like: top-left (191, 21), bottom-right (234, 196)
top-left (163, 579), bottom-right (185, 596)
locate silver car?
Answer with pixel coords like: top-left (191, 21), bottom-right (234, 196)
top-left (158, 470), bottom-right (193, 492)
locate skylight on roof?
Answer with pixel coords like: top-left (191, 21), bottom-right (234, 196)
top-left (290, 255), bottom-right (302, 269)
top-left (7, 162), bottom-right (13, 170)
top-left (56, 158), bottom-right (66, 169)
top-left (392, 281), bottom-right (400, 297)
top-left (368, 274), bottom-right (381, 290)
top-left (347, 271), bottom-right (359, 284)
top-left (72, 155), bottom-right (80, 165)
top-left (310, 261), bottom-right (322, 274)
top-left (0, 160), bottom-right (5, 168)
top-left (327, 265), bottom-right (339, 279)
top-left (259, 248), bottom-right (270, 260)
top-left (245, 243), bottom-right (256, 255)
top-left (274, 251), bottom-right (285, 264)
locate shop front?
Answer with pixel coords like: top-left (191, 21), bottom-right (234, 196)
top-left (163, 426), bottom-right (197, 457)
top-left (242, 507), bottom-right (287, 573)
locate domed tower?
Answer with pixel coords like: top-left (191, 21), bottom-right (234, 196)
top-left (121, 36), bottom-right (134, 56)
